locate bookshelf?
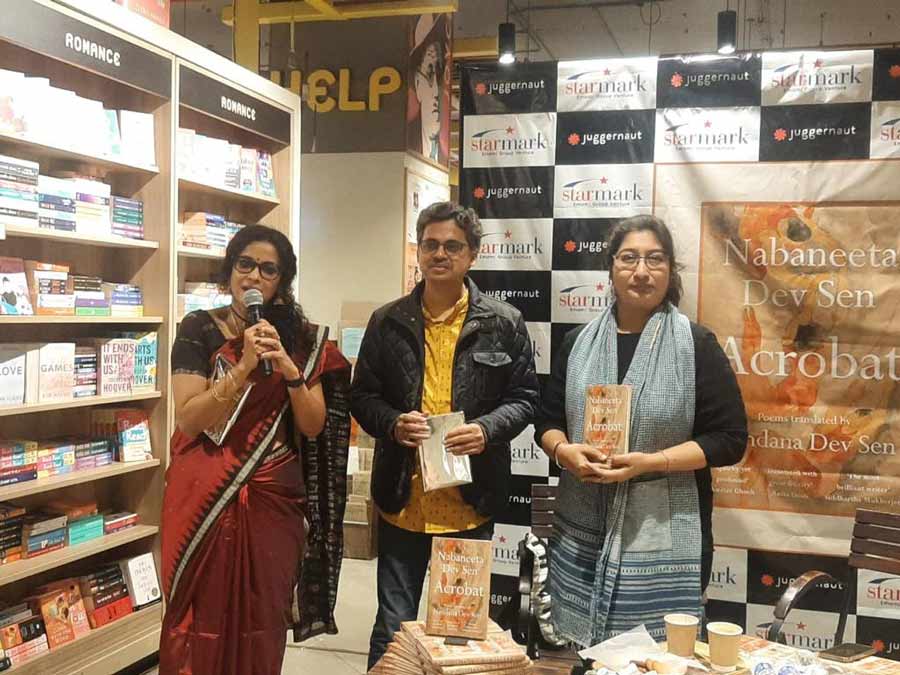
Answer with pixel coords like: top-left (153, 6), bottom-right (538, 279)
top-left (0, 1), bottom-right (302, 672)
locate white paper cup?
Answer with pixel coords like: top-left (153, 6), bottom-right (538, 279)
top-left (664, 613), bottom-right (699, 658)
top-left (707, 621), bottom-right (743, 672)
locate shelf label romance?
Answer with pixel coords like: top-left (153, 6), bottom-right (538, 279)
top-left (179, 66), bottom-right (292, 144)
top-left (2, 0), bottom-right (171, 97)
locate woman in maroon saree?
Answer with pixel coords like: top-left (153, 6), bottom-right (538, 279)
top-left (160, 225), bottom-right (350, 674)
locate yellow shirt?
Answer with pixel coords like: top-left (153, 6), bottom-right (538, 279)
top-left (381, 287), bottom-right (491, 534)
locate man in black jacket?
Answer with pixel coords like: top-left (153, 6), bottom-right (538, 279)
top-left (352, 202), bottom-right (538, 669)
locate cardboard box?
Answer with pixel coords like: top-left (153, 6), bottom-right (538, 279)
top-left (351, 470), bottom-right (371, 499)
top-left (343, 519), bottom-right (377, 560)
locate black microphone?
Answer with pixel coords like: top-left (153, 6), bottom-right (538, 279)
top-left (242, 289), bottom-right (272, 376)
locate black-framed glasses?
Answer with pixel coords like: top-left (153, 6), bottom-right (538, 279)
top-left (234, 256), bottom-right (281, 280)
top-left (614, 251), bottom-right (669, 270)
top-left (419, 239), bottom-right (469, 257)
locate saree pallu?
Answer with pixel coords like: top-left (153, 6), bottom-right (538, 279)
top-left (160, 326), bottom-right (350, 675)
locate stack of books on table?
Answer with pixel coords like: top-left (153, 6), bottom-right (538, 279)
top-left (68, 274), bottom-right (109, 317)
top-left (110, 196), bottom-right (144, 240)
top-left (371, 621), bottom-right (533, 675)
top-left (102, 283), bottom-right (143, 317)
top-left (74, 346), bottom-right (99, 398)
top-left (0, 155), bottom-right (38, 230)
top-left (37, 175), bottom-right (76, 232)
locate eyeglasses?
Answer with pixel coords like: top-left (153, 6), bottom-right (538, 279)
top-left (234, 256), bottom-right (281, 281)
top-left (419, 239), bottom-right (469, 257)
top-left (614, 251), bottom-right (669, 270)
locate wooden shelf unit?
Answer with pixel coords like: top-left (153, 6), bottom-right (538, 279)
top-left (0, 1), bottom-right (301, 672)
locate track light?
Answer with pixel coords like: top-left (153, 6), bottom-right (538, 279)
top-left (717, 9), bottom-right (737, 55)
top-left (498, 22), bottom-right (516, 65)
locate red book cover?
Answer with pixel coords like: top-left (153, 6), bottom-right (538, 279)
top-left (86, 595), bottom-right (132, 629)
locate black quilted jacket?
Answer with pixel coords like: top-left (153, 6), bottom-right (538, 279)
top-left (350, 278), bottom-right (539, 518)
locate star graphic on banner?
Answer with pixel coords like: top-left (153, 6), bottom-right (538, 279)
top-left (564, 240), bottom-right (577, 253)
top-left (475, 82), bottom-right (487, 95)
top-left (499, 536), bottom-right (507, 543)
top-left (890, 65), bottom-right (900, 79)
top-left (814, 58), bottom-right (824, 68)
top-left (671, 73), bottom-right (684, 88)
top-left (473, 186), bottom-right (486, 199)
top-left (600, 176), bottom-right (608, 184)
top-left (505, 230), bottom-right (513, 239)
top-left (568, 132), bottom-right (581, 146)
top-left (796, 622), bottom-right (807, 631)
top-left (761, 574), bottom-right (775, 587)
top-left (873, 640), bottom-right (886, 653)
top-left (506, 126), bottom-right (515, 135)
top-left (596, 282), bottom-right (605, 291)
top-left (603, 68), bottom-right (611, 76)
top-left (774, 128), bottom-right (788, 142)
top-left (704, 120), bottom-right (713, 128)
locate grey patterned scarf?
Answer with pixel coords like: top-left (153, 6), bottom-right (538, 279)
top-left (550, 303), bottom-right (702, 645)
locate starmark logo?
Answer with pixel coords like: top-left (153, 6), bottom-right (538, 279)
top-left (772, 124), bottom-right (858, 142)
top-left (567, 130), bottom-right (643, 147)
top-left (771, 58), bottom-right (863, 90)
top-left (559, 281), bottom-right (610, 311)
top-left (664, 120), bottom-right (752, 148)
top-left (669, 70), bottom-right (751, 89)
top-left (865, 576), bottom-right (900, 605)
top-left (475, 79), bottom-right (546, 96)
top-left (563, 68), bottom-right (648, 97)
top-left (754, 620), bottom-right (834, 650)
top-left (469, 126), bottom-right (549, 154)
top-left (880, 117), bottom-right (900, 142)
top-left (479, 230), bottom-right (545, 258)
top-left (710, 565), bottom-right (739, 586)
top-left (560, 177), bottom-right (644, 208)
top-left (472, 185), bottom-right (544, 200)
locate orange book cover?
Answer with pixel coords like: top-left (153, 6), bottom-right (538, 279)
top-left (582, 384), bottom-right (632, 459)
top-left (425, 538), bottom-right (492, 640)
top-left (31, 589), bottom-right (76, 650)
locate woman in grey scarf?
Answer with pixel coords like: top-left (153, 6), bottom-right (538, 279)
top-left (534, 215), bottom-right (748, 644)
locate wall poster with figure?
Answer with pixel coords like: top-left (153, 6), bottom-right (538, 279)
top-left (407, 13), bottom-right (452, 168)
top-left (404, 168), bottom-right (450, 294)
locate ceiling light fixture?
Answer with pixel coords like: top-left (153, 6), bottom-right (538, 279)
top-left (717, 6), bottom-right (737, 55)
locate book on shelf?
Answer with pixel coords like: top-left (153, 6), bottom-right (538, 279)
top-left (45, 498), bottom-right (97, 521)
top-left (74, 345), bottom-right (98, 398)
top-left (28, 588), bottom-right (76, 650)
top-left (118, 110), bottom-right (156, 167)
top-left (119, 331), bottom-right (157, 392)
top-left (0, 257), bottom-right (34, 315)
top-left (120, 552), bottom-right (161, 610)
top-left (225, 143), bottom-right (241, 190)
top-left (1, 615), bottom-right (48, 668)
top-left (34, 439), bottom-right (76, 479)
top-left (0, 345), bottom-right (26, 406)
top-left (116, 409), bottom-right (153, 462)
top-left (37, 342), bottom-right (75, 403)
top-left (239, 147), bottom-right (258, 194)
top-left (31, 578), bottom-right (91, 640)
top-left (68, 275), bottom-right (110, 317)
top-left (68, 514), bottom-right (104, 546)
top-left (102, 283), bottom-right (144, 317)
top-left (176, 127), bottom-right (195, 179)
top-left (103, 511), bottom-right (139, 535)
top-left (71, 176), bottom-right (112, 237)
top-left (93, 337), bottom-right (136, 397)
top-left (79, 565), bottom-right (133, 628)
top-left (257, 151), bottom-right (276, 198)
top-left (0, 155), bottom-right (39, 230)
top-left (110, 196), bottom-right (144, 240)
top-left (37, 175), bottom-right (77, 232)
top-left (25, 260), bottom-right (74, 316)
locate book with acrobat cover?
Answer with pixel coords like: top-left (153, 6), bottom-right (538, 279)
top-left (583, 384), bottom-right (632, 459)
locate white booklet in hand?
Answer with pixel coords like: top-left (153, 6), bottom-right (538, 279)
top-left (204, 354), bottom-right (254, 445)
top-left (419, 412), bottom-right (473, 492)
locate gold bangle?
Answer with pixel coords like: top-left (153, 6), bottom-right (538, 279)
top-left (551, 440), bottom-right (565, 469)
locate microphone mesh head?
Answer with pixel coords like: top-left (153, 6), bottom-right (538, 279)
top-left (242, 289), bottom-right (264, 307)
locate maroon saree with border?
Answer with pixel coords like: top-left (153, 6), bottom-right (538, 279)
top-left (160, 323), bottom-right (350, 675)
